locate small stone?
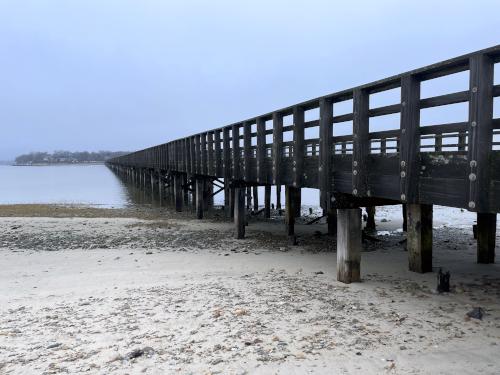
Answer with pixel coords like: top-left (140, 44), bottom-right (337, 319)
top-left (466, 307), bottom-right (484, 320)
top-left (234, 308), bottom-right (248, 316)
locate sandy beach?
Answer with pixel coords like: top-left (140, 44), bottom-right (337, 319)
top-left (0, 204), bottom-right (499, 374)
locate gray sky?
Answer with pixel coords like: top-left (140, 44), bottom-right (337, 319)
top-left (0, 0), bottom-right (499, 160)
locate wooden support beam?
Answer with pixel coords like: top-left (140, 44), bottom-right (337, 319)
top-left (232, 124), bottom-right (240, 180)
top-left (253, 186), bottom-right (259, 211)
top-left (201, 133), bottom-right (208, 176)
top-left (214, 130), bottom-right (222, 176)
top-left (256, 117), bottom-right (266, 183)
top-left (196, 178), bottom-right (204, 219)
top-left (294, 188), bottom-right (301, 217)
top-left (477, 213), bottom-right (496, 263)
top-left (327, 207), bottom-right (337, 236)
top-left (407, 204), bottom-right (433, 273)
top-left (174, 174), bottom-right (183, 212)
top-left (293, 107), bottom-right (305, 187)
top-left (204, 180), bottom-right (213, 210)
top-left (402, 204), bottom-right (407, 231)
top-left (243, 122), bottom-right (251, 180)
top-left (285, 186), bottom-right (298, 236)
top-left (337, 208), bottom-right (362, 283)
top-left (272, 113), bottom-right (283, 185)
top-left (264, 185), bottom-right (271, 218)
top-left (234, 186), bottom-right (245, 239)
top-left (158, 173), bottom-right (164, 206)
top-left (230, 185), bottom-right (235, 219)
top-left (366, 206), bottom-right (376, 231)
top-left (276, 185), bottom-right (282, 210)
top-left (246, 186), bottom-right (252, 209)
top-left (183, 174), bottom-right (189, 206)
top-left (319, 98), bottom-right (333, 210)
top-left (400, 74), bottom-right (421, 203)
top-left (207, 132), bottom-right (214, 175)
top-left (195, 135), bottom-right (201, 175)
top-left (352, 89), bottom-right (369, 197)
top-left (467, 54), bottom-right (494, 212)
top-left (223, 127), bottom-right (231, 179)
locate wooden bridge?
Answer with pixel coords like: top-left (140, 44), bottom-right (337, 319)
top-left (107, 45), bottom-right (500, 283)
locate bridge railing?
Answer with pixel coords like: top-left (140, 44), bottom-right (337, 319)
top-left (108, 45), bottom-right (500, 213)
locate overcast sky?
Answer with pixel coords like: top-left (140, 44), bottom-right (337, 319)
top-left (0, 0), bottom-right (499, 160)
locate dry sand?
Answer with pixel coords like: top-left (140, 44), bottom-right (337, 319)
top-left (0, 204), bottom-right (499, 374)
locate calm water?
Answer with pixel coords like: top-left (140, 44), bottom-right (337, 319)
top-left (0, 164), bottom-right (130, 207)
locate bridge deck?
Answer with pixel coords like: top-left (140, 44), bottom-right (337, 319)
top-left (108, 46), bottom-right (500, 282)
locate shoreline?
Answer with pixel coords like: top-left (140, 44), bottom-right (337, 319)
top-left (0, 204), bottom-right (499, 374)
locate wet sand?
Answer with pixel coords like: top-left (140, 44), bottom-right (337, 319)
top-left (0, 205), bottom-right (499, 374)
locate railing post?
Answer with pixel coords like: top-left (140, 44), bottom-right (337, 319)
top-left (207, 132), bottom-right (214, 175)
top-left (201, 133), bottom-right (207, 176)
top-left (232, 124), bottom-right (240, 180)
top-left (352, 89), bottom-right (369, 197)
top-left (272, 112), bottom-right (283, 186)
top-left (400, 74), bottom-right (421, 204)
top-left (256, 117), bottom-right (266, 183)
top-left (319, 98), bottom-right (333, 209)
top-left (293, 106), bottom-right (305, 188)
top-left (243, 122), bottom-right (251, 181)
top-left (467, 53), bottom-right (494, 213)
top-left (214, 130), bottom-right (222, 176)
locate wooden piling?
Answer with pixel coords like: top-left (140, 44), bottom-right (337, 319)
top-left (234, 186), bottom-right (245, 239)
top-left (407, 204), bottom-right (433, 273)
top-left (337, 208), bottom-right (361, 283)
top-left (264, 185), bottom-right (271, 218)
top-left (253, 186), bottom-right (259, 211)
top-left (276, 185), bottom-right (282, 210)
top-left (327, 206), bottom-right (337, 236)
top-left (174, 174), bottom-right (183, 212)
top-left (366, 206), bottom-right (376, 231)
top-left (294, 188), bottom-right (301, 217)
top-left (285, 186), bottom-right (297, 236)
top-left (477, 213), bottom-right (496, 263)
top-left (196, 178), bottom-right (204, 219)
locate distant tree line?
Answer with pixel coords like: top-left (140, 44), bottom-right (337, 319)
top-left (14, 150), bottom-right (129, 165)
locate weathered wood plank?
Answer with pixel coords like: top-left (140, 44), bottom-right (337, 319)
top-left (352, 89), bottom-right (369, 197)
top-left (400, 74), bottom-right (421, 203)
top-left (272, 112), bottom-right (284, 185)
top-left (337, 208), bottom-right (361, 283)
top-left (293, 107), bottom-right (305, 187)
top-left (407, 204), bottom-right (433, 273)
top-left (467, 54), bottom-right (494, 212)
top-left (256, 117), bottom-right (266, 183)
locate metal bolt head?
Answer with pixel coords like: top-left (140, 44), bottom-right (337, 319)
top-left (468, 201), bottom-right (476, 209)
top-left (401, 129), bottom-right (406, 134)
top-left (400, 161), bottom-right (406, 167)
top-left (318, 166), bottom-right (323, 172)
top-left (469, 173), bottom-right (476, 181)
top-left (273, 179), bottom-right (276, 184)
top-left (353, 170), bottom-right (358, 175)
top-left (367, 190), bottom-right (371, 197)
top-left (293, 182), bottom-right (297, 187)
top-left (353, 161), bottom-right (358, 167)
top-left (401, 194), bottom-right (406, 201)
top-left (402, 101), bottom-right (406, 107)
top-left (257, 178), bottom-right (260, 182)
top-left (293, 167), bottom-right (296, 172)
top-left (352, 189), bottom-right (358, 196)
top-left (470, 160), bottom-right (477, 168)
top-left (471, 121), bottom-right (477, 127)
top-left (400, 171), bottom-right (406, 178)
top-left (472, 87), bottom-right (478, 93)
